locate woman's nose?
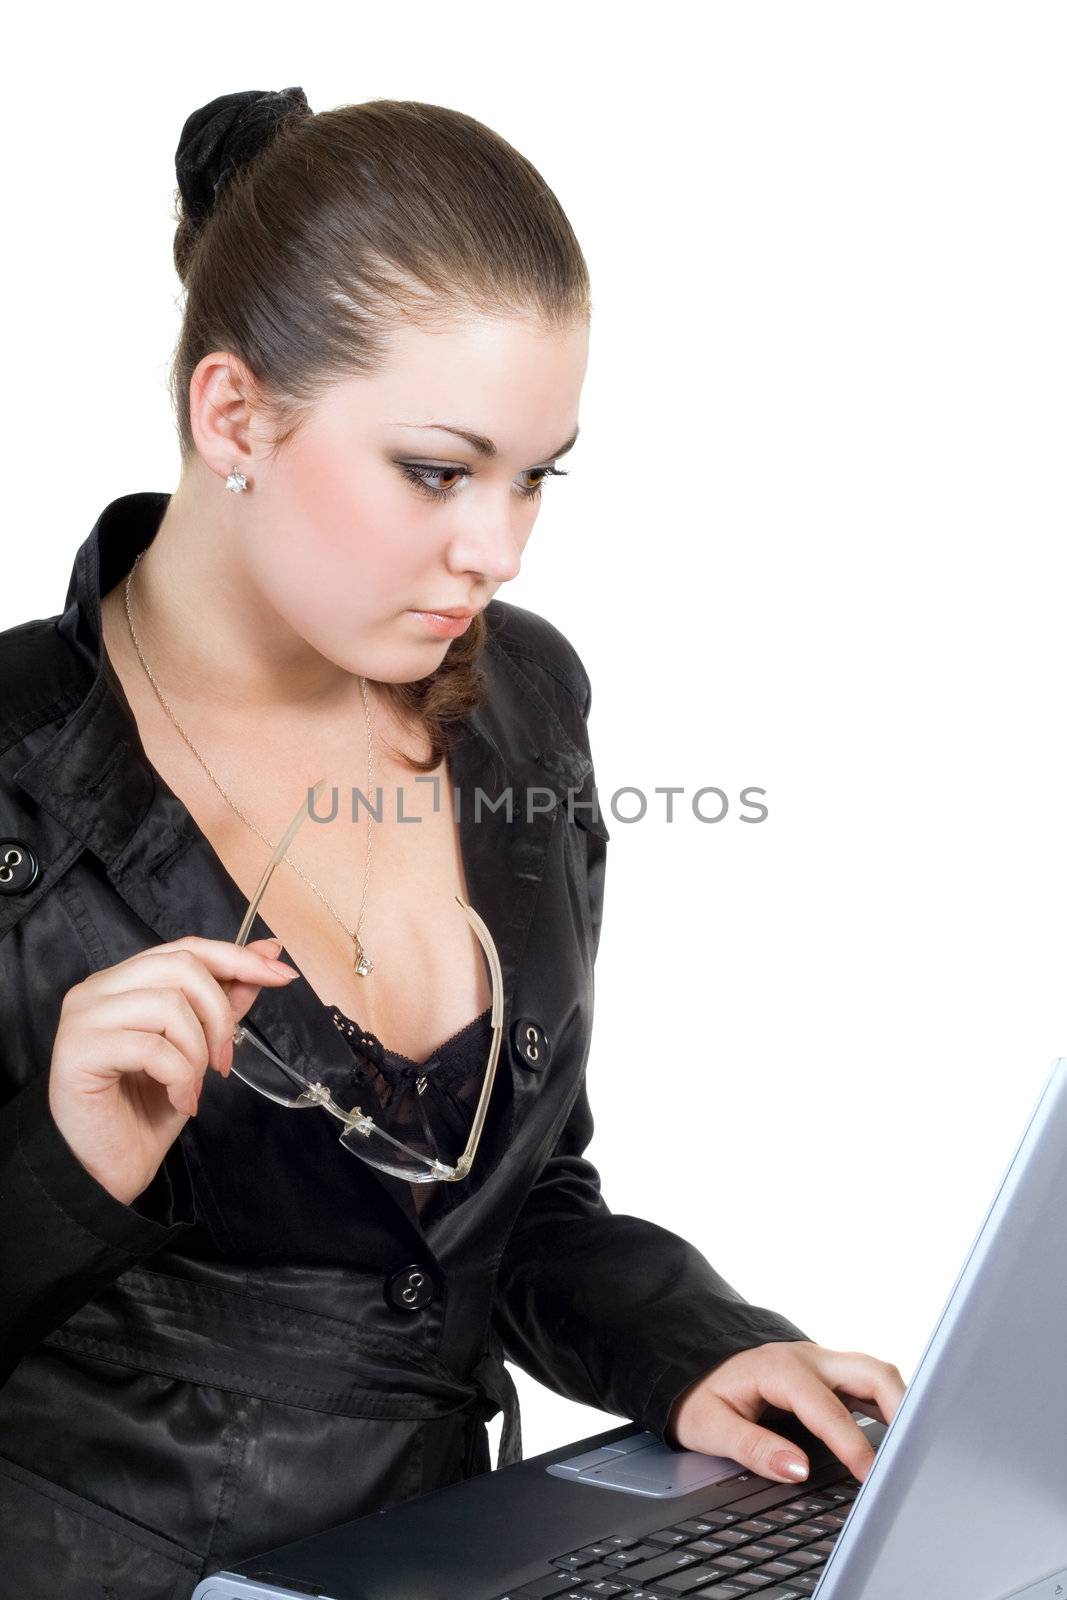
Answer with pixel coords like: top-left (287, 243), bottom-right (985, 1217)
top-left (447, 521), bottom-right (523, 585)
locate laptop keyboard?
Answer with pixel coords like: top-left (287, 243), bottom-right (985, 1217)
top-left (489, 1474), bottom-right (858, 1600)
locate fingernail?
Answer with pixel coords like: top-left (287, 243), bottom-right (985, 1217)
top-left (267, 958), bottom-right (300, 978)
top-left (263, 938), bottom-right (283, 956)
top-left (771, 1451), bottom-right (808, 1481)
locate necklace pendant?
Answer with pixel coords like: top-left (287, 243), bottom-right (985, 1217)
top-left (354, 943), bottom-right (374, 977)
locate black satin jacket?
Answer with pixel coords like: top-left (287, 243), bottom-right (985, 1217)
top-left (0, 492), bottom-right (811, 1598)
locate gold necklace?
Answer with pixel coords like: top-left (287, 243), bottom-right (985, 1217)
top-left (123, 549), bottom-right (377, 977)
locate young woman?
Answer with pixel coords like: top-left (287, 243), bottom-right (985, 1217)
top-left (0, 89), bottom-right (904, 1596)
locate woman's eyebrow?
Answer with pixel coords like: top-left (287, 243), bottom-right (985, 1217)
top-left (394, 422), bottom-right (580, 461)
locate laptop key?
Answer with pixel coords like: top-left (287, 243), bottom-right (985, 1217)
top-left (494, 1586), bottom-right (564, 1599)
top-left (510, 1575), bottom-right (575, 1598)
top-left (605, 1546), bottom-right (664, 1568)
top-left (652, 1567), bottom-right (741, 1595)
top-left (754, 1508), bottom-right (808, 1526)
top-left (513, 1591), bottom-right (585, 1600)
top-left (781, 1521), bottom-right (827, 1541)
top-left (707, 1555), bottom-right (756, 1574)
top-left (716, 1585), bottom-right (803, 1598)
top-left (619, 1550), bottom-right (704, 1583)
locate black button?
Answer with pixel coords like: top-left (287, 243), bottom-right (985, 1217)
top-left (0, 840), bottom-right (39, 895)
top-left (384, 1263), bottom-right (439, 1313)
top-left (512, 1017), bottom-right (551, 1072)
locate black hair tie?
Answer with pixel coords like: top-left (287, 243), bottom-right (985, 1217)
top-left (175, 85), bottom-right (311, 228)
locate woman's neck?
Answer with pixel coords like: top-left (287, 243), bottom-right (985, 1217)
top-left (102, 476), bottom-right (367, 720)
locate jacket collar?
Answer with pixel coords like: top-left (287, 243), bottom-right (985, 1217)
top-left (15, 491), bottom-right (593, 1241)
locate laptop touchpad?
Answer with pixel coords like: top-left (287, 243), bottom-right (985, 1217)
top-left (545, 1431), bottom-right (746, 1498)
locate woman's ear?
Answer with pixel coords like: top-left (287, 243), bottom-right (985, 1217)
top-left (187, 350), bottom-right (262, 483)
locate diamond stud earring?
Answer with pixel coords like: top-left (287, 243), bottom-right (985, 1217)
top-left (225, 467), bottom-right (248, 493)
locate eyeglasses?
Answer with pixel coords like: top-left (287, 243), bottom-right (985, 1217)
top-left (228, 778), bottom-right (504, 1183)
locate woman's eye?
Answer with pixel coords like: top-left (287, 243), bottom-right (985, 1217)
top-left (517, 466), bottom-right (569, 497)
top-left (398, 463), bottom-right (569, 504)
top-left (400, 464), bottom-right (467, 500)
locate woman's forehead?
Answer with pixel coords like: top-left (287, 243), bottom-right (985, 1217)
top-left (318, 315), bottom-right (589, 445)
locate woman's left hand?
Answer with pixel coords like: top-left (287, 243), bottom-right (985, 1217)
top-left (664, 1340), bottom-right (907, 1485)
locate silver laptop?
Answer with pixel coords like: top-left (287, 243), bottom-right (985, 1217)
top-left (194, 1057), bottom-right (1067, 1600)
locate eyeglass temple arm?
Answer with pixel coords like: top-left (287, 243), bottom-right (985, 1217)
top-left (448, 893), bottom-right (505, 1180)
top-left (234, 778), bottom-right (330, 947)
top-left (453, 894), bottom-right (504, 1030)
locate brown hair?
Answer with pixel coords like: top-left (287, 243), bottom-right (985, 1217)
top-left (169, 94), bottom-right (591, 774)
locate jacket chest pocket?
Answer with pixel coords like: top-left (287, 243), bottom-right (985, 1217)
top-left (0, 792), bottom-right (86, 946)
top-left (505, 766), bottom-right (609, 1049)
top-left (0, 851), bottom-right (101, 1080)
top-left (567, 765), bottom-right (611, 845)
top-left (567, 769), bottom-right (610, 967)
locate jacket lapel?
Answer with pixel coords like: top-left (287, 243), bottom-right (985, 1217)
top-left (15, 492), bottom-right (593, 1237)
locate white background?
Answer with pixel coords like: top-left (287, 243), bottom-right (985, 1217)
top-left (3, 3), bottom-right (1065, 1466)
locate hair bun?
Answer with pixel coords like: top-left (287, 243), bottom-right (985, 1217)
top-left (175, 86), bottom-right (311, 228)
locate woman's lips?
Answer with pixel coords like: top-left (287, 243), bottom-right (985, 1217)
top-left (409, 610), bottom-right (474, 638)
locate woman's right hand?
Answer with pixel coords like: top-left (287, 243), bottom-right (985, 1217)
top-left (47, 934), bottom-right (300, 1207)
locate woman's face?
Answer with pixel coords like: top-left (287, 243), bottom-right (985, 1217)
top-left (235, 312), bottom-right (589, 685)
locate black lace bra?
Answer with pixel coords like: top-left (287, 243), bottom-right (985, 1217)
top-left (327, 1001), bottom-right (495, 1219)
